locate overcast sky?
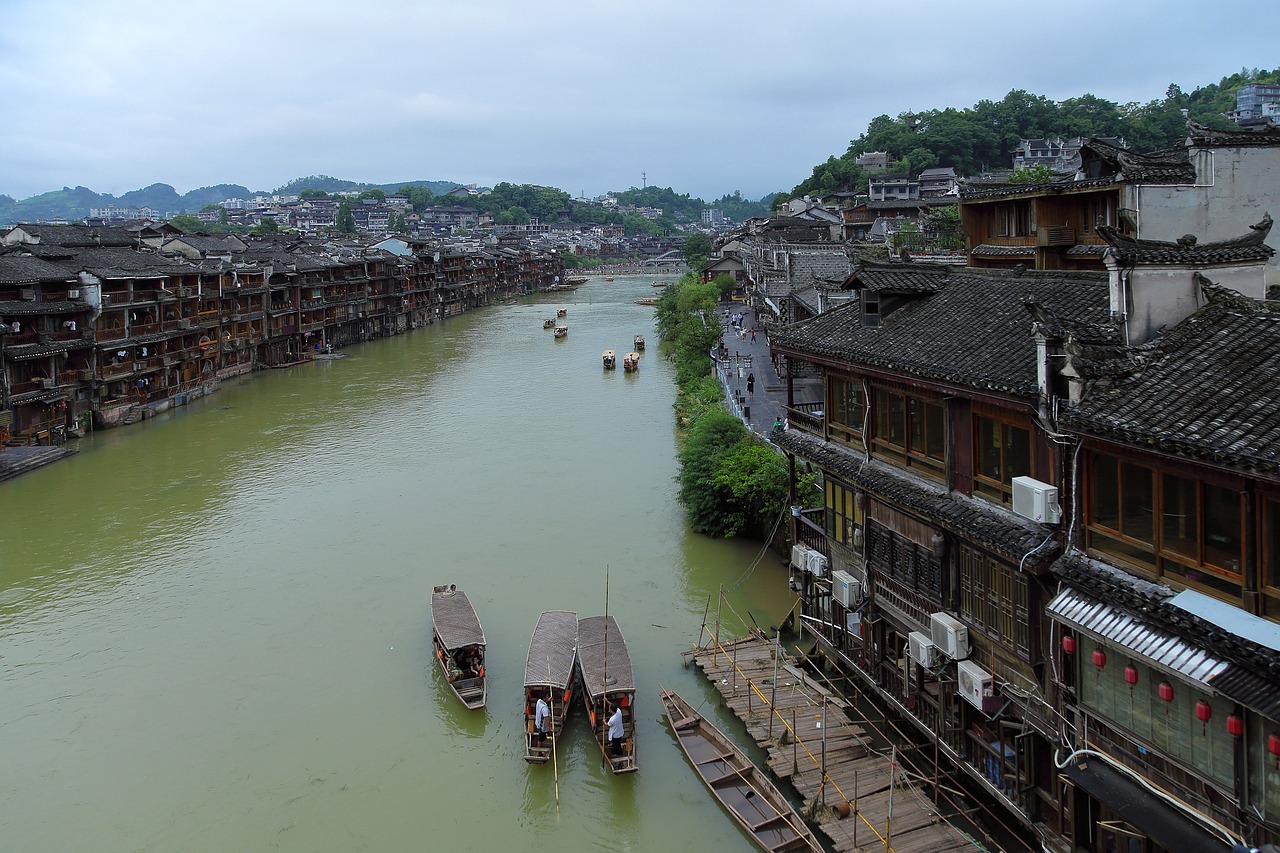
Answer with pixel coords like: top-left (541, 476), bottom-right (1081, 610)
top-left (1, 1), bottom-right (1277, 203)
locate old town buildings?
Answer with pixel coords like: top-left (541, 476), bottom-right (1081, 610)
top-left (0, 228), bottom-right (562, 445)
top-left (755, 124), bottom-right (1280, 852)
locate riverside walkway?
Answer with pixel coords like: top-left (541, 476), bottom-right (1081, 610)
top-left (713, 303), bottom-right (822, 440)
top-left (685, 635), bottom-right (979, 853)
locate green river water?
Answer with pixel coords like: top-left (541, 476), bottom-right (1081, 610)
top-left (0, 275), bottom-right (798, 852)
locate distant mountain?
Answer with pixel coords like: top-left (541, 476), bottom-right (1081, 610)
top-left (0, 176), bottom-right (465, 224)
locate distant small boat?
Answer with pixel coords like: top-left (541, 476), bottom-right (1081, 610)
top-left (557, 308), bottom-right (567, 317)
top-left (623, 352), bottom-right (639, 371)
top-left (524, 611), bottom-right (578, 764)
top-left (431, 585), bottom-right (487, 710)
top-left (554, 325), bottom-right (568, 339)
top-left (660, 689), bottom-right (821, 852)
top-left (602, 350), bottom-right (616, 369)
top-left (576, 615), bottom-right (637, 774)
top-left (604, 276), bottom-right (615, 282)
top-left (543, 318), bottom-right (556, 329)
top-left (633, 334), bottom-right (645, 351)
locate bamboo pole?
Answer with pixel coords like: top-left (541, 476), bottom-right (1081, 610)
top-left (601, 565), bottom-right (610, 768)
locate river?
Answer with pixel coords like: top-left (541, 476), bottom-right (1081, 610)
top-left (0, 275), bottom-right (796, 852)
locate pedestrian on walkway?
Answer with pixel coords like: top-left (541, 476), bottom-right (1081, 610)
top-left (750, 328), bottom-right (756, 342)
top-left (746, 372), bottom-right (755, 396)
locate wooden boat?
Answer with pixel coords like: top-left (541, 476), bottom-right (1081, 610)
top-left (430, 584), bottom-right (487, 710)
top-left (557, 308), bottom-right (567, 317)
top-left (604, 276), bottom-right (614, 282)
top-left (633, 334), bottom-right (645, 351)
top-left (623, 352), bottom-right (639, 371)
top-left (602, 349), bottom-right (616, 369)
top-left (543, 318), bottom-right (555, 329)
top-left (576, 615), bottom-right (637, 773)
top-left (660, 689), bottom-right (821, 852)
top-left (554, 325), bottom-right (568, 339)
top-left (524, 610), bottom-right (578, 764)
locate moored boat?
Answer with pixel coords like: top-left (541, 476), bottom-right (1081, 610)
top-left (622, 352), bottom-right (639, 371)
top-left (576, 615), bottom-right (637, 773)
top-left (554, 325), bottom-right (568, 339)
top-left (431, 584), bottom-right (487, 710)
top-left (602, 349), bottom-right (616, 369)
top-left (660, 689), bottom-right (821, 852)
top-left (633, 334), bottom-right (645, 351)
top-left (524, 610), bottom-right (578, 764)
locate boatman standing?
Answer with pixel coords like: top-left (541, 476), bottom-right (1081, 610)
top-left (534, 695), bottom-right (551, 744)
top-left (607, 704), bottom-right (624, 755)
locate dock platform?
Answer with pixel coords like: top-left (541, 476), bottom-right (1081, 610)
top-left (686, 636), bottom-right (977, 853)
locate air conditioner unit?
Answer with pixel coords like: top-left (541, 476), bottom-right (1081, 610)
top-left (957, 659), bottom-right (997, 712)
top-left (806, 550), bottom-right (828, 578)
top-left (1012, 476), bottom-right (1062, 524)
top-left (908, 631), bottom-right (940, 668)
top-left (831, 570), bottom-right (861, 608)
top-left (791, 544), bottom-right (811, 572)
top-left (930, 612), bottom-right (970, 660)
top-left (67, 289), bottom-right (80, 299)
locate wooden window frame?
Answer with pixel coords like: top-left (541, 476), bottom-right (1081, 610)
top-left (1085, 450), bottom-right (1245, 600)
top-left (972, 411), bottom-right (1034, 506)
top-left (871, 387), bottom-right (946, 481)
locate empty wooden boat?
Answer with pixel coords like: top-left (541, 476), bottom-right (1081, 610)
top-left (576, 615), bottom-right (637, 774)
top-left (430, 584), bottom-right (487, 710)
top-left (660, 689), bottom-right (821, 852)
top-left (524, 610), bottom-right (578, 764)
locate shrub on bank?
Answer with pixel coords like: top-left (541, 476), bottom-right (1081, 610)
top-left (657, 273), bottom-right (790, 539)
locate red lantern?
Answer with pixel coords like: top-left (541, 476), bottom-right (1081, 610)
top-left (1124, 665), bottom-right (1139, 685)
top-left (1159, 681), bottom-right (1174, 703)
top-left (1062, 635), bottom-right (1076, 654)
top-left (1270, 733), bottom-right (1280, 768)
top-left (1227, 714), bottom-right (1244, 738)
top-left (1196, 700), bottom-right (1212, 735)
top-left (1091, 649), bottom-right (1107, 669)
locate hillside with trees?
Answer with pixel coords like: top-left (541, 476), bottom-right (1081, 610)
top-left (790, 67), bottom-right (1280, 199)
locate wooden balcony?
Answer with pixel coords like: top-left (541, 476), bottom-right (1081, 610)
top-left (784, 400), bottom-right (825, 435)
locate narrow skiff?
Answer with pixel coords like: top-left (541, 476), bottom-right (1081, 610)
top-left (523, 610), bottom-right (578, 764)
top-left (622, 352), bottom-right (639, 372)
top-left (602, 350), bottom-right (617, 369)
top-left (633, 334), bottom-right (645, 351)
top-left (575, 615), bottom-right (637, 773)
top-left (554, 325), bottom-right (568, 339)
top-left (660, 689), bottom-right (821, 852)
top-left (430, 584), bottom-right (487, 710)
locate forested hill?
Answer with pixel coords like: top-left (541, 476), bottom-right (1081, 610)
top-left (791, 67), bottom-right (1280, 198)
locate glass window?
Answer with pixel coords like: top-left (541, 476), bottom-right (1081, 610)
top-left (825, 479), bottom-right (861, 547)
top-left (1266, 498), bottom-right (1280, 591)
top-left (828, 377), bottom-right (865, 445)
top-left (974, 415), bottom-right (1032, 505)
top-left (872, 389), bottom-right (944, 479)
top-left (1162, 474), bottom-right (1199, 559)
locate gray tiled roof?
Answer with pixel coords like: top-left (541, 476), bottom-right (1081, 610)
top-left (1186, 120), bottom-right (1280, 149)
top-left (1096, 214), bottom-right (1275, 266)
top-left (1062, 279), bottom-right (1280, 473)
top-left (773, 429), bottom-right (1059, 566)
top-left (971, 244), bottom-right (1037, 257)
top-left (0, 255), bottom-right (77, 284)
top-left (771, 263), bottom-right (1112, 399)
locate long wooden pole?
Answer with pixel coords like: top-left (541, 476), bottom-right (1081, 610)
top-left (713, 584), bottom-right (723, 666)
top-left (548, 656), bottom-right (560, 813)
top-left (885, 745), bottom-right (896, 853)
top-left (601, 565), bottom-right (610, 766)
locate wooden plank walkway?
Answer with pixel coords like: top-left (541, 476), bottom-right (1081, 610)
top-left (686, 636), bottom-right (977, 853)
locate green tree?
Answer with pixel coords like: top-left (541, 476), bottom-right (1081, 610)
top-left (1007, 165), bottom-right (1055, 184)
top-left (168, 214), bottom-right (202, 232)
top-left (337, 201), bottom-right (356, 234)
top-left (358, 188), bottom-right (386, 202)
top-left (252, 216), bottom-right (279, 235)
top-left (681, 233), bottom-right (713, 268)
top-left (299, 189), bottom-right (329, 199)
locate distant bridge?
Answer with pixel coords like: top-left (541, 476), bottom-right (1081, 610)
top-left (641, 251), bottom-right (685, 267)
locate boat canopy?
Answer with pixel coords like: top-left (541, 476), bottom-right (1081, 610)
top-left (525, 610), bottom-right (578, 689)
top-left (577, 615), bottom-right (634, 698)
top-left (432, 586), bottom-right (485, 651)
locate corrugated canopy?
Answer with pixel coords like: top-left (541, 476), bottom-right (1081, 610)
top-left (577, 615), bottom-right (634, 698)
top-left (1047, 587), bottom-right (1227, 686)
top-left (431, 587), bottom-right (484, 650)
top-left (524, 610), bottom-right (577, 689)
